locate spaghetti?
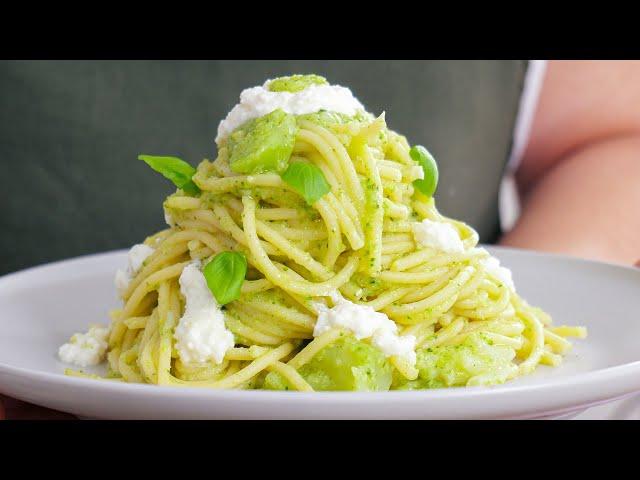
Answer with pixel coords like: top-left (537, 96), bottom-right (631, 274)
top-left (63, 75), bottom-right (586, 391)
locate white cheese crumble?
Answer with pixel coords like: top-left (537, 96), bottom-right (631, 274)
top-left (481, 254), bottom-right (516, 291)
top-left (216, 81), bottom-right (366, 143)
top-left (411, 219), bottom-right (464, 253)
top-left (173, 263), bottom-right (234, 365)
top-left (58, 325), bottom-right (110, 367)
top-left (114, 243), bottom-right (155, 297)
top-left (313, 296), bottom-right (416, 366)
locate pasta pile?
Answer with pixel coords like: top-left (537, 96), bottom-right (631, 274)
top-left (67, 84), bottom-right (586, 391)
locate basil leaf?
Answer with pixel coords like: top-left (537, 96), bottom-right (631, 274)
top-left (281, 161), bottom-right (331, 205)
top-left (203, 251), bottom-right (247, 305)
top-left (410, 145), bottom-right (439, 197)
top-left (138, 155), bottom-right (201, 196)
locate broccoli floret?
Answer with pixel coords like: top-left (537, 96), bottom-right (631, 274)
top-left (263, 335), bottom-right (392, 392)
top-left (395, 332), bottom-right (517, 389)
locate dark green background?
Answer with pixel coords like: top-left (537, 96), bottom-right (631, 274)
top-left (0, 60), bottom-right (526, 275)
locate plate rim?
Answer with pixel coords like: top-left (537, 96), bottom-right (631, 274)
top-left (2, 247), bottom-right (640, 418)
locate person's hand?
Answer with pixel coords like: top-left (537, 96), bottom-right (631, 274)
top-left (0, 394), bottom-right (75, 420)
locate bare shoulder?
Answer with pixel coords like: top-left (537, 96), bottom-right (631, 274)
top-left (518, 60), bottom-right (640, 190)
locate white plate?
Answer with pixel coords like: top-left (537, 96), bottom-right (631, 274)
top-left (573, 394), bottom-right (640, 420)
top-left (1, 246), bottom-right (639, 420)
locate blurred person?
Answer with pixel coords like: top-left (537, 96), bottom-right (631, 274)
top-left (1, 60), bottom-right (638, 418)
top-left (501, 60), bottom-right (640, 266)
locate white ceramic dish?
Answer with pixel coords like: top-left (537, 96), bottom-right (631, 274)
top-left (1, 246), bottom-right (639, 420)
top-left (573, 393), bottom-right (640, 420)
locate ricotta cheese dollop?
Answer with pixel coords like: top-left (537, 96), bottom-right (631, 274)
top-left (313, 296), bottom-right (416, 366)
top-left (114, 243), bottom-right (155, 297)
top-left (216, 81), bottom-right (366, 143)
top-left (58, 325), bottom-right (110, 367)
top-left (481, 254), bottom-right (516, 291)
top-left (411, 219), bottom-right (464, 253)
top-left (173, 263), bottom-right (234, 365)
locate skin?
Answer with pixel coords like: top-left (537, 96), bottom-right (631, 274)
top-left (3, 60), bottom-right (638, 419)
top-left (501, 60), bottom-right (640, 266)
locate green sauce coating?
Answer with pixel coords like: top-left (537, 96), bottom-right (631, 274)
top-left (395, 332), bottom-right (516, 389)
top-left (267, 74), bottom-right (328, 93)
top-left (263, 335), bottom-right (392, 391)
top-left (297, 109), bottom-right (372, 129)
top-left (227, 109), bottom-right (298, 174)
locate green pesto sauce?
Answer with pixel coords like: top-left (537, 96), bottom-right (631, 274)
top-left (393, 332), bottom-right (516, 390)
top-left (225, 108), bottom-right (373, 174)
top-left (267, 74), bottom-right (328, 93)
top-left (263, 335), bottom-right (392, 392)
top-left (297, 109), bottom-right (372, 129)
